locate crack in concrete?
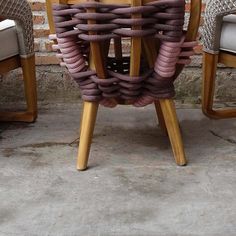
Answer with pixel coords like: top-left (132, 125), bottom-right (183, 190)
top-left (0, 138), bottom-right (81, 154)
top-left (20, 142), bottom-right (70, 148)
top-left (68, 137), bottom-right (80, 147)
top-left (209, 130), bottom-right (236, 145)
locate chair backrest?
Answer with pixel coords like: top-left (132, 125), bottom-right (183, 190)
top-left (46, 0), bottom-right (202, 107)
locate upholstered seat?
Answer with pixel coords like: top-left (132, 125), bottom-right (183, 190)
top-left (0, 20), bottom-right (19, 61)
top-left (220, 14), bottom-right (236, 53)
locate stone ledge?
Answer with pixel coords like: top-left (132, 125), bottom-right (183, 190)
top-left (0, 65), bottom-right (235, 104)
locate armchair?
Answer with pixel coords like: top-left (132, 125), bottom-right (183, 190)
top-left (0, 0), bottom-right (37, 122)
top-left (202, 0), bottom-right (236, 119)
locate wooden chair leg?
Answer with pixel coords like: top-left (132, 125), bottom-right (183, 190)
top-left (202, 52), bottom-right (218, 118)
top-left (21, 55), bottom-right (38, 121)
top-left (159, 99), bottom-right (187, 166)
top-left (202, 52), bottom-right (236, 119)
top-left (77, 7), bottom-right (109, 171)
top-left (77, 101), bottom-right (99, 171)
top-left (154, 101), bottom-right (168, 135)
top-left (141, 38), bottom-right (167, 134)
top-left (0, 55), bottom-right (37, 122)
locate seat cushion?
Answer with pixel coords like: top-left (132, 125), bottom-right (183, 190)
top-left (220, 14), bottom-right (236, 53)
top-left (0, 20), bottom-right (19, 61)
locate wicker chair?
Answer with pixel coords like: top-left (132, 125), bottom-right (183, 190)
top-left (202, 0), bottom-right (236, 119)
top-left (0, 0), bottom-right (37, 122)
top-left (47, 0), bottom-right (201, 170)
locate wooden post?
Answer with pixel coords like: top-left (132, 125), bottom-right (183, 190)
top-left (77, 4), bottom-right (107, 170)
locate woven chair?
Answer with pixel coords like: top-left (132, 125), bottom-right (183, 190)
top-left (202, 0), bottom-right (236, 119)
top-left (0, 0), bottom-right (37, 122)
top-left (46, 0), bottom-right (201, 170)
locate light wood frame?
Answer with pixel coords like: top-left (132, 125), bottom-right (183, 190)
top-left (202, 51), bottom-right (236, 119)
top-left (0, 54), bottom-right (37, 122)
top-left (46, 0), bottom-right (202, 170)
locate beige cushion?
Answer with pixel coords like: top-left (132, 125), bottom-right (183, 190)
top-left (220, 15), bottom-right (236, 53)
top-left (0, 20), bottom-right (19, 61)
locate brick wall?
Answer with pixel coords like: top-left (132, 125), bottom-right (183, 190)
top-left (28, 0), bottom-right (59, 65)
top-left (29, 0), bottom-right (206, 66)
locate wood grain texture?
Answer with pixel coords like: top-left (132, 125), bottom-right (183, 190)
top-left (77, 101), bottom-right (99, 170)
top-left (160, 99), bottom-right (187, 166)
top-left (77, 3), bottom-right (104, 171)
top-left (0, 55), bottom-right (37, 122)
top-left (219, 51), bottom-right (236, 67)
top-left (202, 52), bottom-right (236, 119)
top-left (129, 0), bottom-right (142, 77)
top-left (46, 0), bottom-right (56, 34)
top-left (0, 56), bottom-right (20, 74)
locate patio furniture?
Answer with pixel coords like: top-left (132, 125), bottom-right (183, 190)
top-left (46, 0), bottom-right (201, 170)
top-left (0, 0), bottom-right (37, 122)
top-left (202, 0), bottom-right (236, 119)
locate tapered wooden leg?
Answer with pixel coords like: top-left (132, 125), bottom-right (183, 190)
top-left (21, 55), bottom-right (38, 121)
top-left (202, 52), bottom-right (236, 119)
top-left (160, 99), bottom-right (187, 166)
top-left (76, 7), bottom-right (109, 171)
top-left (154, 101), bottom-right (167, 135)
top-left (202, 52), bottom-right (218, 118)
top-left (0, 55), bottom-right (37, 122)
top-left (77, 101), bottom-right (99, 171)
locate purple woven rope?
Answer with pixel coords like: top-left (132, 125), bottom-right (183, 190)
top-left (50, 0), bottom-right (197, 107)
top-left (53, 0), bottom-right (185, 42)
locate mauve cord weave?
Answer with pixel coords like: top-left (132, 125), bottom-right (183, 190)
top-left (50, 0), bottom-right (196, 107)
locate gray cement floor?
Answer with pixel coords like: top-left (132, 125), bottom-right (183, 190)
top-left (0, 103), bottom-right (236, 236)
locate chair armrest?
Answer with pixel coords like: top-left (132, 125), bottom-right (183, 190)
top-left (203, 0), bottom-right (236, 54)
top-left (0, 0), bottom-right (34, 57)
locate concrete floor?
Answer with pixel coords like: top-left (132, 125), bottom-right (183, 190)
top-left (0, 103), bottom-right (236, 236)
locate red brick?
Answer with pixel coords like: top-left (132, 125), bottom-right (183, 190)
top-left (29, 2), bottom-right (45, 11)
top-left (34, 28), bottom-right (50, 38)
top-left (33, 15), bottom-right (45, 25)
top-left (36, 54), bottom-right (60, 65)
top-left (45, 41), bottom-right (54, 52)
top-left (34, 41), bottom-right (40, 52)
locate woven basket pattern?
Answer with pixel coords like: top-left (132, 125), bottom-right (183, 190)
top-left (0, 0), bottom-right (34, 55)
